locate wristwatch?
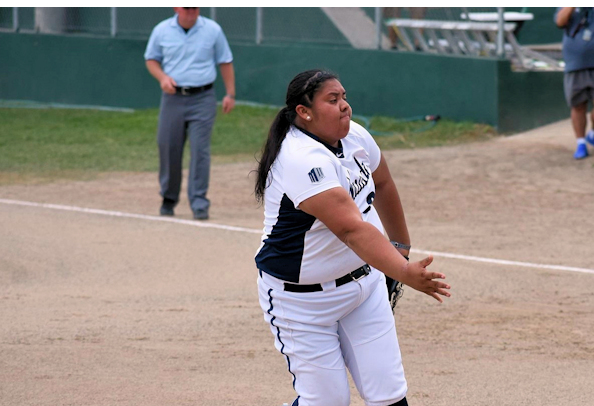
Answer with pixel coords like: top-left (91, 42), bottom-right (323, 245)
top-left (391, 241), bottom-right (411, 251)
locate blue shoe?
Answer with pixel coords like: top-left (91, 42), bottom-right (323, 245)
top-left (574, 143), bottom-right (588, 160)
top-left (586, 130), bottom-right (594, 146)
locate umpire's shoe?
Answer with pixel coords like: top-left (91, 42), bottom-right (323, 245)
top-left (193, 209), bottom-right (209, 220)
top-left (160, 198), bottom-right (176, 216)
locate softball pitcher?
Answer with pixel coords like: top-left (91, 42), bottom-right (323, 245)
top-left (254, 69), bottom-right (451, 406)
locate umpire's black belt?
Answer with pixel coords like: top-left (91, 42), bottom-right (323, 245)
top-left (283, 264), bottom-right (371, 293)
top-left (175, 83), bottom-right (213, 96)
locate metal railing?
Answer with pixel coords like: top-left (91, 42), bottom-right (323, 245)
top-left (0, 7), bottom-right (508, 48)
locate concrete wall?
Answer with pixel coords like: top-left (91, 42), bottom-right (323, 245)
top-left (0, 32), bottom-right (567, 133)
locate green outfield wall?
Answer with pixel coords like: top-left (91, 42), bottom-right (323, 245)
top-left (0, 32), bottom-right (567, 133)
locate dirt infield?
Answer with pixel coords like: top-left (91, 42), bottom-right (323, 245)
top-left (1, 118), bottom-right (593, 406)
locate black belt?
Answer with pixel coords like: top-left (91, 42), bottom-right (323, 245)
top-left (175, 83), bottom-right (213, 96)
top-left (283, 264), bottom-right (371, 293)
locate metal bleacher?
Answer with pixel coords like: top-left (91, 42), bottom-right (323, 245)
top-left (385, 18), bottom-right (564, 71)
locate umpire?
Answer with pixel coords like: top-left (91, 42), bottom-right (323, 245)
top-left (145, 7), bottom-right (235, 219)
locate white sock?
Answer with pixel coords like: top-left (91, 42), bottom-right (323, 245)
top-left (577, 137), bottom-right (586, 145)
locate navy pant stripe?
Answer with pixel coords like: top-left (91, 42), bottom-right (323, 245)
top-left (267, 289), bottom-right (297, 388)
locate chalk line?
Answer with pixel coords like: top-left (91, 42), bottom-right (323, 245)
top-left (1, 198), bottom-right (593, 275)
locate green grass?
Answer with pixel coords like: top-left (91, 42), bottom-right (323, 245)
top-left (0, 105), bottom-right (496, 183)
top-left (353, 115), bottom-right (497, 150)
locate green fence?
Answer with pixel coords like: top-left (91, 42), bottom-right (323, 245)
top-left (0, 32), bottom-right (567, 133)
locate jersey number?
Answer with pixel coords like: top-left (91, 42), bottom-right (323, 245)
top-left (362, 191), bottom-right (375, 214)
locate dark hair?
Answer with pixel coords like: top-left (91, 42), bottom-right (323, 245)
top-left (254, 69), bottom-right (338, 203)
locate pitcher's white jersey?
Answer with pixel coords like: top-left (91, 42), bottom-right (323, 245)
top-left (255, 121), bottom-right (383, 284)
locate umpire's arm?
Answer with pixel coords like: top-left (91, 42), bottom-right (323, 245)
top-left (372, 153), bottom-right (411, 258)
top-left (219, 62), bottom-right (236, 114)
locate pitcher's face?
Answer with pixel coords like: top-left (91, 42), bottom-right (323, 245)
top-left (305, 79), bottom-right (352, 147)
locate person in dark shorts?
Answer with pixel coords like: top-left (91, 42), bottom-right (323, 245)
top-left (556, 7), bottom-right (594, 159)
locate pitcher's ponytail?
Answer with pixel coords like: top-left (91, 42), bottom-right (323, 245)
top-left (254, 69), bottom-right (338, 203)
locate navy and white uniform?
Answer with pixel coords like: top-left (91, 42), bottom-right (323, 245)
top-left (256, 122), bottom-right (407, 406)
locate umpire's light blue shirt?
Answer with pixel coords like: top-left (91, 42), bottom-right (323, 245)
top-left (144, 14), bottom-right (233, 87)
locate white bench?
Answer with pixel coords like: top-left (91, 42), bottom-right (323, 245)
top-left (461, 11), bottom-right (534, 36)
top-left (384, 18), bottom-right (563, 71)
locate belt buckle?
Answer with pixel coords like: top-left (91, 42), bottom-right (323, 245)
top-left (352, 265), bottom-right (370, 282)
top-left (181, 87), bottom-right (190, 96)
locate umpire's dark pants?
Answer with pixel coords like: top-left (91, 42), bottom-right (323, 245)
top-left (157, 88), bottom-right (217, 213)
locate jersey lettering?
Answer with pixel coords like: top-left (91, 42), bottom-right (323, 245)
top-left (348, 157), bottom-right (371, 199)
